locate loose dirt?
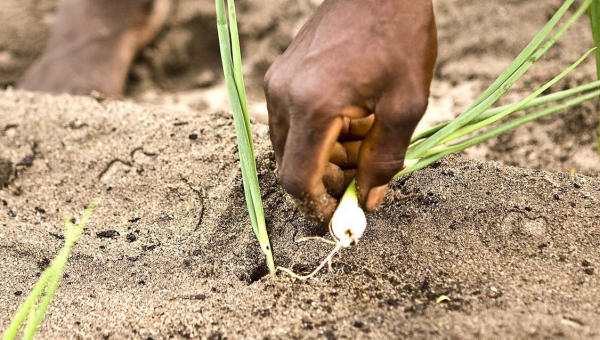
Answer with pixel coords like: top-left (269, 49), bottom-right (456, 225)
top-left (1, 0), bottom-right (600, 339)
top-left (1, 90), bottom-right (600, 339)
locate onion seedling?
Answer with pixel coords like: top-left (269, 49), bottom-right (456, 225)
top-left (330, 160), bottom-right (421, 247)
top-left (2, 201), bottom-right (98, 340)
top-left (411, 80), bottom-right (600, 143)
top-left (330, 179), bottom-right (366, 247)
top-left (215, 0), bottom-right (275, 273)
top-left (280, 0), bottom-right (600, 280)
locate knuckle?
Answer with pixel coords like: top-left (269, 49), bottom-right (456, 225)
top-left (287, 75), bottom-right (339, 117)
top-left (263, 71), bottom-right (274, 95)
top-left (292, 90), bottom-right (324, 111)
top-left (384, 95), bottom-right (429, 129)
top-left (264, 64), bottom-right (286, 102)
top-left (406, 96), bottom-right (429, 122)
top-left (266, 64), bottom-right (340, 121)
top-left (138, 0), bottom-right (156, 16)
top-left (263, 57), bottom-right (279, 84)
top-left (264, 81), bottom-right (283, 104)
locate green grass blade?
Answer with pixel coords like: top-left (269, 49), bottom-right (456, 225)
top-left (411, 79), bottom-right (600, 143)
top-left (422, 89), bottom-right (600, 160)
top-left (466, 0), bottom-right (575, 110)
top-left (216, 0), bottom-right (275, 273)
top-left (2, 270), bottom-right (53, 340)
top-left (2, 202), bottom-right (98, 340)
top-left (226, 0), bottom-right (265, 241)
top-left (21, 267), bottom-right (62, 340)
top-left (21, 204), bottom-right (97, 340)
top-left (228, 0), bottom-right (247, 113)
top-left (406, 0), bottom-right (592, 160)
top-left (227, 0), bottom-right (255, 161)
top-left (432, 48), bottom-right (596, 148)
top-left (530, 0), bottom-right (594, 58)
top-left (216, 0), bottom-right (258, 232)
top-left (406, 59), bottom-right (534, 159)
top-left (589, 0), bottom-right (600, 154)
top-left (397, 90), bottom-right (600, 178)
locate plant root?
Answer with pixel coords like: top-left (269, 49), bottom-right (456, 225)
top-left (295, 236), bottom-right (337, 245)
top-left (277, 243), bottom-right (343, 280)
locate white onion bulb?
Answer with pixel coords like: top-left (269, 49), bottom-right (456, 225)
top-left (331, 180), bottom-right (366, 247)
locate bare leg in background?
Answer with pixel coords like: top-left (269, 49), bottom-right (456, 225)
top-left (19, 0), bottom-right (169, 97)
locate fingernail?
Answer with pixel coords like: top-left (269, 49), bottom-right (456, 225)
top-left (365, 184), bottom-right (388, 212)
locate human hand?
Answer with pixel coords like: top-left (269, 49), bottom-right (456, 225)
top-left (264, 0), bottom-right (437, 225)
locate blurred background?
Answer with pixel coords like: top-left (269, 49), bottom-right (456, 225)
top-left (0, 0), bottom-right (599, 175)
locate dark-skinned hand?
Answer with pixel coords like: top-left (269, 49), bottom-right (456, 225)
top-left (264, 0), bottom-right (438, 225)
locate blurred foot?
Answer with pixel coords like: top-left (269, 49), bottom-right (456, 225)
top-left (19, 0), bottom-right (169, 96)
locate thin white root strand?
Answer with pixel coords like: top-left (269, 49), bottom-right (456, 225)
top-left (279, 160), bottom-right (419, 281)
top-left (296, 236), bottom-right (337, 245)
top-left (277, 243), bottom-right (343, 280)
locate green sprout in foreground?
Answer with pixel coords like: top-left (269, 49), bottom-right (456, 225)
top-left (215, 0), bottom-right (275, 273)
top-left (2, 201), bottom-right (98, 340)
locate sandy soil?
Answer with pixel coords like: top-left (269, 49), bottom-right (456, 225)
top-left (1, 90), bottom-right (600, 339)
top-left (1, 0), bottom-right (600, 339)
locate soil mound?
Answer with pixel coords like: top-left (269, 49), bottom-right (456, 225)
top-left (1, 90), bottom-right (599, 339)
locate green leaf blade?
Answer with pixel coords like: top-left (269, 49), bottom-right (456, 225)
top-left (431, 48), bottom-right (596, 149)
top-left (406, 0), bottom-right (593, 160)
top-left (589, 0), bottom-right (600, 155)
top-left (411, 79), bottom-right (600, 143)
top-left (216, 0), bottom-right (275, 273)
top-left (2, 202), bottom-right (98, 340)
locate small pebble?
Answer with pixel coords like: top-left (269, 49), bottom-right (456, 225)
top-left (487, 287), bottom-right (502, 299)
